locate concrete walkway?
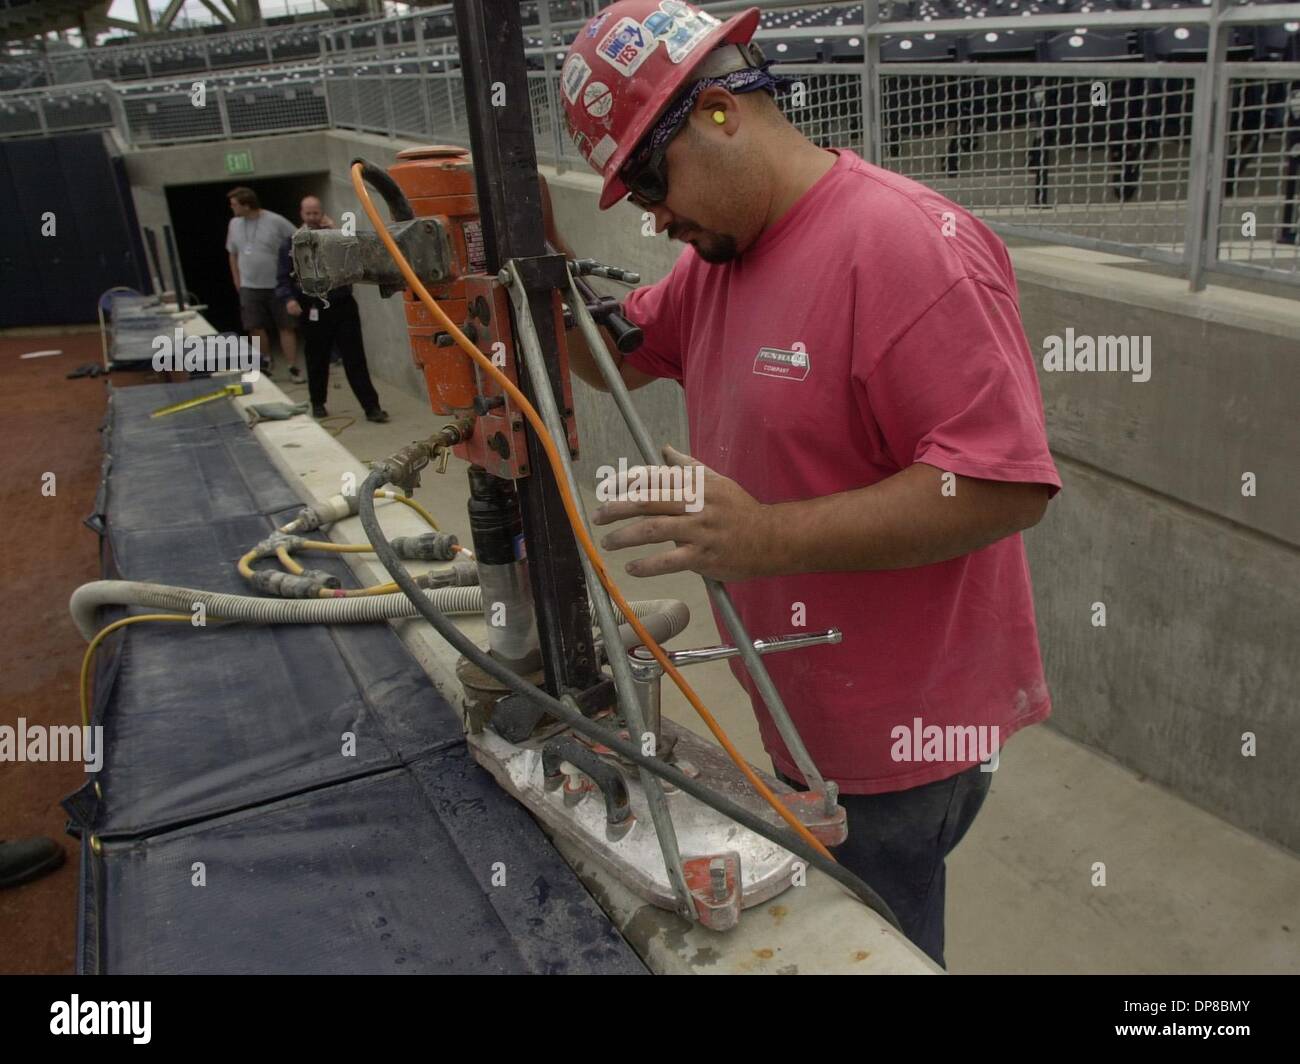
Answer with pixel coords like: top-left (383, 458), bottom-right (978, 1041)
top-left (276, 361), bottom-right (1300, 975)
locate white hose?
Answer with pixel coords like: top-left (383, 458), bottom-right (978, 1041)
top-left (69, 579), bottom-right (688, 646)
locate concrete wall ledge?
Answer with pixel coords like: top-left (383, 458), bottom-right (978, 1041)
top-left (1010, 245), bottom-right (1300, 345)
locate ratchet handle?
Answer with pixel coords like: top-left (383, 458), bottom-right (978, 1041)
top-left (569, 272), bottom-right (643, 354)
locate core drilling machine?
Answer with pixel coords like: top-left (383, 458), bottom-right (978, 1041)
top-left (290, 0), bottom-right (898, 934)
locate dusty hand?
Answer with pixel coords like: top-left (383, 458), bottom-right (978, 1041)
top-left (591, 445), bottom-right (781, 582)
top-left (286, 299), bottom-right (302, 317)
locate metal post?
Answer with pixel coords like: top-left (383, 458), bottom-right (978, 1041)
top-left (451, 0), bottom-right (603, 705)
top-left (1186, 0), bottom-right (1230, 291)
top-left (862, 0), bottom-right (882, 164)
top-left (105, 81), bottom-right (130, 145)
top-left (216, 82), bottom-right (232, 137)
top-left (419, 60), bottom-right (434, 138)
top-left (320, 65), bottom-right (334, 129)
top-left (538, 0), bottom-right (566, 171)
top-left (163, 224), bottom-right (188, 310)
top-left (445, 46), bottom-right (459, 138)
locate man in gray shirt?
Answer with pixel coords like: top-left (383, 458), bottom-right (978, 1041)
top-left (225, 186), bottom-right (302, 380)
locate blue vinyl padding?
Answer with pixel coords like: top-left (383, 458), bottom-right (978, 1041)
top-left (66, 379), bottom-right (646, 975)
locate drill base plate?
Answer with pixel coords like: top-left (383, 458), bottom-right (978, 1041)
top-left (468, 717), bottom-right (803, 922)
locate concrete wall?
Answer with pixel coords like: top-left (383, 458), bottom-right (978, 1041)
top-left (1009, 248), bottom-right (1300, 851)
top-left (118, 129), bottom-right (1300, 851)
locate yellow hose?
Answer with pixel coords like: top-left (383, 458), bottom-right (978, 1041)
top-left (377, 490), bottom-right (441, 531)
top-left (80, 614), bottom-right (192, 728)
top-left (276, 545), bottom-right (304, 574)
top-left (351, 162), bottom-right (833, 863)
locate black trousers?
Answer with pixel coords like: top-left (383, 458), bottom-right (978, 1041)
top-left (303, 296), bottom-right (380, 412)
top-left (777, 760), bottom-right (992, 969)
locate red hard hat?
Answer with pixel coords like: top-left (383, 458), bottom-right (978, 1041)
top-left (559, 0), bottom-right (761, 210)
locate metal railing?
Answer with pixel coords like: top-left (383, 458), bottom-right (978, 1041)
top-left (2, 12), bottom-right (377, 88)
top-left (0, 2), bottom-right (1295, 289)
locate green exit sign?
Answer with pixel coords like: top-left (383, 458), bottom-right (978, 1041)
top-left (225, 150), bottom-right (254, 175)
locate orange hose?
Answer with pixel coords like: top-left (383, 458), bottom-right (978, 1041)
top-left (351, 163), bottom-right (833, 863)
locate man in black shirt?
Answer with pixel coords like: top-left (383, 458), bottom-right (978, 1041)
top-left (276, 196), bottom-right (389, 422)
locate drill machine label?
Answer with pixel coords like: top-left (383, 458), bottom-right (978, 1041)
top-left (462, 219), bottom-right (486, 275)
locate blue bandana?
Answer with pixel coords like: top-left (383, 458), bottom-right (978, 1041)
top-left (626, 60), bottom-right (795, 172)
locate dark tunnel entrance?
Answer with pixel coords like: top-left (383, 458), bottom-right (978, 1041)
top-left (164, 172), bottom-right (329, 335)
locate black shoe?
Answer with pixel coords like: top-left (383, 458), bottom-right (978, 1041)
top-left (365, 408), bottom-right (390, 423)
top-left (312, 404), bottom-right (328, 418)
top-left (288, 365), bottom-right (304, 382)
top-left (261, 357), bottom-right (272, 375)
top-left (0, 837), bottom-right (65, 889)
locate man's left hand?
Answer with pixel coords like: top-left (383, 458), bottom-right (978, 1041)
top-left (592, 445), bottom-right (781, 582)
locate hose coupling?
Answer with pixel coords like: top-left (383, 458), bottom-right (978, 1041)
top-left (251, 532), bottom-right (305, 559)
top-left (438, 556), bottom-right (480, 587)
top-left (391, 531), bottom-right (460, 561)
top-left (249, 568), bottom-right (341, 598)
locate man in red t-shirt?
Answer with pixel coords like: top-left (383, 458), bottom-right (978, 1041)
top-left (555, 1), bottom-right (1060, 967)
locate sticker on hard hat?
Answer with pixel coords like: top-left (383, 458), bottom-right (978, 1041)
top-left (644, 1), bottom-right (721, 64)
top-left (595, 17), bottom-right (658, 76)
top-left (561, 53), bottom-right (591, 105)
top-left (590, 134), bottom-right (618, 169)
top-left (583, 81), bottom-right (613, 118)
top-left (585, 11), bottom-right (611, 38)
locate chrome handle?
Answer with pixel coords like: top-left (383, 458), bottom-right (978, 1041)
top-left (627, 628), bottom-right (841, 677)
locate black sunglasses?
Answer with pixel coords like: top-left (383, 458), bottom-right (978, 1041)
top-left (622, 118), bottom-right (689, 207)
top-left (623, 148), bottom-right (670, 207)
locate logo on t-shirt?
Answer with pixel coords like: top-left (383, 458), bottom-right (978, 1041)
top-left (753, 345), bottom-right (811, 382)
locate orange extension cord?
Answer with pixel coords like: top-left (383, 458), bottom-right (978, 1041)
top-left (350, 163), bottom-right (834, 863)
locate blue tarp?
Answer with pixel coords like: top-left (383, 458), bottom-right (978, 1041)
top-left (65, 379), bottom-right (646, 975)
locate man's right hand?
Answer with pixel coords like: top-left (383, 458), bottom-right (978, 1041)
top-left (286, 299), bottom-right (302, 317)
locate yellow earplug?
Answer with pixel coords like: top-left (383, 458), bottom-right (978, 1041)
top-left (713, 111), bottom-right (726, 124)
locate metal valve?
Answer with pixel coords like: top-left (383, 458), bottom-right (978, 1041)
top-left (626, 627), bottom-right (842, 738)
top-left (625, 628), bottom-right (848, 845)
